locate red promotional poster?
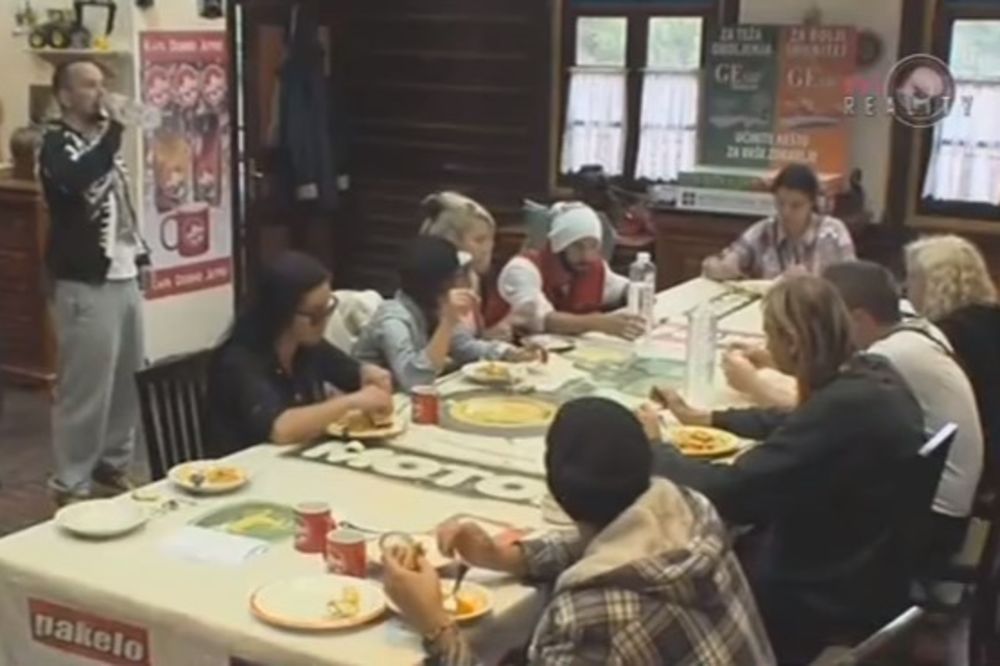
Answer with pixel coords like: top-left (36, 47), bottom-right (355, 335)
top-left (29, 598), bottom-right (151, 666)
top-left (140, 31), bottom-right (232, 299)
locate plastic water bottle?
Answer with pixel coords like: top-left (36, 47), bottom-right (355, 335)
top-left (627, 252), bottom-right (657, 331)
top-left (685, 302), bottom-right (717, 406)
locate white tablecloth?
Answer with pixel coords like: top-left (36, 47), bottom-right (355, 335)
top-left (0, 277), bottom-right (765, 666)
top-left (0, 445), bottom-right (546, 666)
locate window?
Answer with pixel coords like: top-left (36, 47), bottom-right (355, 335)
top-left (560, 5), bottom-right (714, 183)
top-left (921, 11), bottom-right (1000, 210)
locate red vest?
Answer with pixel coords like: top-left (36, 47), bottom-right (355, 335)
top-left (484, 245), bottom-right (606, 327)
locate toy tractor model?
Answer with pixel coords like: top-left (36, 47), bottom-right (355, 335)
top-left (28, 9), bottom-right (74, 50)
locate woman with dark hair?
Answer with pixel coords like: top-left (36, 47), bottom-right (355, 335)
top-left (644, 275), bottom-right (928, 664)
top-left (702, 163), bottom-right (856, 280)
top-left (353, 236), bottom-right (538, 392)
top-left (208, 251), bottom-right (392, 451)
top-left (381, 398), bottom-right (775, 665)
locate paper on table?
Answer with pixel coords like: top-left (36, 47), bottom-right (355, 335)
top-left (161, 526), bottom-right (269, 566)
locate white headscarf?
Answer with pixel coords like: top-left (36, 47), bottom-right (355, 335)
top-left (548, 202), bottom-right (602, 253)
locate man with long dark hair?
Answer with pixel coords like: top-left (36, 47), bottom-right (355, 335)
top-left (208, 251), bottom-right (392, 452)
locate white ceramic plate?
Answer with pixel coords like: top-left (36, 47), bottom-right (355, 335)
top-left (366, 534), bottom-right (451, 570)
top-left (461, 361), bottom-right (522, 386)
top-left (168, 460), bottom-right (249, 495)
top-left (523, 334), bottom-right (575, 353)
top-left (55, 499), bottom-right (148, 539)
top-left (386, 580), bottom-right (493, 623)
top-left (250, 575), bottom-right (386, 631)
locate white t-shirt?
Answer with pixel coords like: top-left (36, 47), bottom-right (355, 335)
top-left (869, 322), bottom-right (984, 518)
top-left (495, 257), bottom-right (629, 332)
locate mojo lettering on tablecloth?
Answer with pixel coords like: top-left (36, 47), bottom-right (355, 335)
top-left (288, 442), bottom-right (547, 506)
top-left (29, 599), bottom-right (150, 666)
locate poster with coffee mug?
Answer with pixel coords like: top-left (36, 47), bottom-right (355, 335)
top-left (140, 31), bottom-right (232, 299)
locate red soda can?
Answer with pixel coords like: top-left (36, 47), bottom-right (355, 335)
top-left (411, 385), bottom-right (440, 425)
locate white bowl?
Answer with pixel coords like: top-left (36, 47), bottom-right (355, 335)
top-left (56, 499), bottom-right (148, 539)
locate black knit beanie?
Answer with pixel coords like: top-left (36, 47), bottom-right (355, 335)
top-left (545, 397), bottom-right (652, 527)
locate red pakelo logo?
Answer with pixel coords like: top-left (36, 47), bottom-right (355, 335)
top-left (29, 599), bottom-right (150, 666)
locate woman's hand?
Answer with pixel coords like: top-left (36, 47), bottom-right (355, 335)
top-left (727, 342), bottom-right (774, 369)
top-left (502, 344), bottom-right (547, 364)
top-left (359, 363), bottom-right (393, 393)
top-left (703, 256), bottom-right (742, 281)
top-left (635, 403), bottom-right (663, 442)
top-left (442, 289), bottom-right (480, 324)
top-left (721, 350), bottom-right (762, 395)
top-left (382, 549), bottom-right (449, 636)
top-left (348, 385), bottom-right (393, 415)
top-left (649, 387), bottom-right (711, 426)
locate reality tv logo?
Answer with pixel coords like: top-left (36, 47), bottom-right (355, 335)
top-left (29, 598), bottom-right (151, 665)
top-left (844, 53), bottom-right (972, 128)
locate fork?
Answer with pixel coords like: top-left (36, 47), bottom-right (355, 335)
top-left (449, 562), bottom-right (470, 602)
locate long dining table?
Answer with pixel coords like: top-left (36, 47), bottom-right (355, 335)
top-left (0, 277), bottom-right (767, 666)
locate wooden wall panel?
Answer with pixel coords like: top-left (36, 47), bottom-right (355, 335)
top-left (338, 0), bottom-right (553, 293)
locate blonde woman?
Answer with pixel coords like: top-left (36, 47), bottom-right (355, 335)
top-left (906, 235), bottom-right (1000, 472)
top-left (419, 191), bottom-right (506, 338)
top-left (643, 276), bottom-right (926, 665)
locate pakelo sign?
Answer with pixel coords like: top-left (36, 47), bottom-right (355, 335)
top-left (288, 441), bottom-right (547, 506)
top-left (29, 599), bottom-right (150, 666)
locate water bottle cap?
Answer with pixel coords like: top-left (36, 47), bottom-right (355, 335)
top-left (637, 252), bottom-right (651, 263)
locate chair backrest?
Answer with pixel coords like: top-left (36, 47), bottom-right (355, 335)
top-left (325, 289), bottom-right (383, 351)
top-left (135, 350), bottom-right (213, 480)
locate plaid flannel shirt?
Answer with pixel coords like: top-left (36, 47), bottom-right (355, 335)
top-left (427, 487), bottom-right (775, 666)
top-left (716, 214), bottom-right (855, 279)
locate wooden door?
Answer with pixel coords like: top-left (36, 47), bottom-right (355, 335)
top-left (228, 0), bottom-right (346, 300)
top-left (338, 0), bottom-right (554, 293)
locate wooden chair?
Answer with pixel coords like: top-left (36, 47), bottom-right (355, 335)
top-left (808, 423), bottom-right (958, 666)
top-left (135, 350), bottom-right (213, 480)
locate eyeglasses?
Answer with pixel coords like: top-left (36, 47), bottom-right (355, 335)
top-left (296, 294), bottom-right (339, 326)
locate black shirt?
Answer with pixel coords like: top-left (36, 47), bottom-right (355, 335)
top-left (207, 339), bottom-right (362, 454)
top-left (937, 304), bottom-right (1000, 466)
top-left (651, 355), bottom-right (926, 651)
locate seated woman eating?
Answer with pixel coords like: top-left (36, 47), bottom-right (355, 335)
top-left (353, 236), bottom-right (538, 392)
top-left (208, 251), bottom-right (393, 452)
top-left (383, 397), bottom-right (775, 665)
top-left (643, 275), bottom-right (928, 665)
top-left (702, 163), bottom-right (856, 280)
top-left (419, 191), bottom-right (503, 337)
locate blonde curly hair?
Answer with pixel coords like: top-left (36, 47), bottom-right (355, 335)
top-left (418, 191), bottom-right (495, 242)
top-left (905, 235), bottom-right (998, 321)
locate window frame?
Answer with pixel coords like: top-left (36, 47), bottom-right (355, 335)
top-left (915, 1), bottom-right (1000, 220)
top-left (558, 1), bottom-right (737, 186)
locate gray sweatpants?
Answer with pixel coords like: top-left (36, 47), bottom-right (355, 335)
top-left (51, 280), bottom-right (145, 494)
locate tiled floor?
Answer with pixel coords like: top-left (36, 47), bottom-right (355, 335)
top-left (0, 388), bottom-right (55, 536)
top-left (0, 387), bottom-right (149, 536)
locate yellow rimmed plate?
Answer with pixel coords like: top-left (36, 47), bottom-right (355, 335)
top-left (250, 575), bottom-right (386, 631)
top-left (326, 411), bottom-right (406, 440)
top-left (168, 460), bottom-right (249, 495)
top-left (665, 425), bottom-right (742, 459)
top-left (386, 580), bottom-right (493, 624)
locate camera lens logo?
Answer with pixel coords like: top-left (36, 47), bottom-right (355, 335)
top-left (885, 54), bottom-right (957, 128)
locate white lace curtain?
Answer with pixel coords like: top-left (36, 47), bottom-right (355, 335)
top-left (922, 80), bottom-right (1000, 205)
top-left (561, 68), bottom-right (699, 180)
top-left (561, 69), bottom-right (627, 175)
top-left (635, 71), bottom-right (699, 181)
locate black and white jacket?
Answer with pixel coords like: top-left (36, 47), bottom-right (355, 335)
top-left (39, 119), bottom-right (149, 284)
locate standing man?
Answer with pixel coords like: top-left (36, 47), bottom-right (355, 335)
top-left (40, 59), bottom-right (149, 506)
